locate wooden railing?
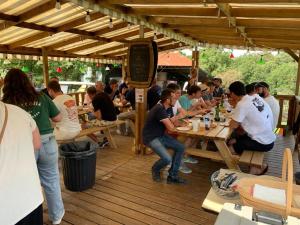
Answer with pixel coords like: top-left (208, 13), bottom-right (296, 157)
top-left (275, 95), bottom-right (297, 132)
top-left (69, 92), bottom-right (85, 106)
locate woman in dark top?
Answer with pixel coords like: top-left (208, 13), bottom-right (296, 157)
top-left (2, 69), bottom-right (65, 225)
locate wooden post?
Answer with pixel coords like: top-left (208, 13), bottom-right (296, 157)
top-left (121, 57), bottom-right (126, 81)
top-left (296, 56), bottom-right (300, 96)
top-left (42, 47), bottom-right (49, 87)
top-left (133, 25), bottom-right (148, 154)
top-left (192, 47), bottom-right (199, 82)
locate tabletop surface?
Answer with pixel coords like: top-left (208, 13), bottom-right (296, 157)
top-left (175, 123), bottom-right (232, 141)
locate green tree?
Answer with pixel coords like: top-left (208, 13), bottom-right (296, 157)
top-left (200, 48), bottom-right (232, 76)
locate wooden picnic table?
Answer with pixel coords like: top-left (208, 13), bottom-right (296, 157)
top-left (175, 123), bottom-right (240, 171)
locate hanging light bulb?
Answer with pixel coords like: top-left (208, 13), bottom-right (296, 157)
top-left (55, 0), bottom-right (61, 10)
top-left (85, 11), bottom-right (91, 22)
top-left (153, 33), bottom-right (157, 40)
top-left (105, 66), bottom-right (110, 71)
top-left (37, 57), bottom-right (43, 65)
top-left (3, 56), bottom-right (10, 65)
top-left (108, 18), bottom-right (113, 29)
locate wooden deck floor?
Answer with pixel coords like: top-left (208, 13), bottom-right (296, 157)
top-left (43, 132), bottom-right (298, 225)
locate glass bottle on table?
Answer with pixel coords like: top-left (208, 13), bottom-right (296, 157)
top-left (214, 104), bottom-right (220, 122)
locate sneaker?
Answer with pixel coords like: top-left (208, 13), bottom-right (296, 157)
top-left (167, 176), bottom-right (186, 184)
top-left (183, 156), bottom-right (198, 164)
top-left (98, 139), bottom-right (109, 148)
top-left (151, 168), bottom-right (161, 182)
top-left (165, 163), bottom-right (172, 170)
top-left (52, 210), bottom-right (65, 225)
top-left (179, 163), bottom-right (192, 174)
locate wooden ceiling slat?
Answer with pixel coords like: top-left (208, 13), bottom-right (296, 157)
top-left (0, 44), bottom-right (121, 59)
top-left (9, 32), bottom-right (51, 49)
top-left (57, 12), bottom-right (105, 32)
top-left (129, 7), bottom-right (219, 17)
top-left (0, 0), bottom-right (65, 32)
top-left (129, 6), bottom-right (300, 18)
top-left (110, 27), bottom-right (152, 41)
top-left (104, 0), bottom-right (300, 4)
top-left (94, 22), bottom-right (128, 36)
top-left (149, 16), bottom-right (229, 26)
top-left (68, 41), bottom-right (102, 53)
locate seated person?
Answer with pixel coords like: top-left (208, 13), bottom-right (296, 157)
top-left (245, 82), bottom-right (257, 96)
top-left (84, 81), bottom-right (105, 106)
top-left (147, 78), bottom-right (161, 110)
top-left (179, 85), bottom-right (209, 112)
top-left (213, 78), bottom-right (224, 98)
top-left (47, 80), bottom-right (81, 141)
top-left (143, 89), bottom-right (186, 184)
top-left (41, 76), bottom-right (59, 99)
top-left (118, 85), bottom-right (136, 135)
top-left (104, 79), bottom-right (119, 100)
top-left (202, 82), bottom-right (217, 107)
top-left (256, 81), bottom-right (280, 130)
top-left (228, 81), bottom-right (276, 175)
top-left (87, 88), bottom-right (117, 148)
top-left (95, 81), bottom-right (104, 93)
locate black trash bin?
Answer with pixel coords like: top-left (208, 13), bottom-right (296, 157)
top-left (59, 141), bottom-right (96, 191)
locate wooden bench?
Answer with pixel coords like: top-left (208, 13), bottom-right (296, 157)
top-left (57, 120), bottom-right (125, 149)
top-left (239, 150), bottom-right (265, 168)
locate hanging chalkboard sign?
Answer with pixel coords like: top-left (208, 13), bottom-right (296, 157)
top-left (127, 40), bottom-right (157, 88)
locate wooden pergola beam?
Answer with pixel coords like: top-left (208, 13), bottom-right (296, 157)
top-left (104, 0), bottom-right (300, 3)
top-left (128, 6), bottom-right (300, 18)
top-left (154, 17), bottom-right (300, 30)
top-left (0, 44), bottom-right (121, 60)
top-left (284, 48), bottom-right (299, 62)
top-left (296, 57), bottom-right (300, 95)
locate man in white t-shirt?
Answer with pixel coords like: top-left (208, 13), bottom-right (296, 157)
top-left (0, 101), bottom-right (43, 225)
top-left (48, 80), bottom-right (81, 141)
top-left (228, 81), bottom-right (276, 175)
top-left (256, 82), bottom-right (280, 130)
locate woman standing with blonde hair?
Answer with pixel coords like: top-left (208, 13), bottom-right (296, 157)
top-left (2, 69), bottom-right (65, 225)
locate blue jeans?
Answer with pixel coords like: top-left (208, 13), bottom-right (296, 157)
top-left (148, 134), bottom-right (185, 177)
top-left (35, 134), bottom-right (64, 222)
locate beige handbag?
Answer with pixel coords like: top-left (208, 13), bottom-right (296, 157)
top-left (238, 148), bottom-right (300, 218)
top-left (0, 104), bottom-right (8, 144)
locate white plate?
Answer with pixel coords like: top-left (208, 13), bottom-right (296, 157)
top-left (176, 126), bottom-right (191, 131)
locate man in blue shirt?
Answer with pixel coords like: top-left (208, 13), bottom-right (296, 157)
top-left (143, 89), bottom-right (186, 184)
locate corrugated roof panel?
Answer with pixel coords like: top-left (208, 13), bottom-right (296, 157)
top-left (56, 39), bottom-right (97, 51)
top-left (0, 27), bottom-right (39, 44)
top-left (25, 33), bottom-right (77, 48)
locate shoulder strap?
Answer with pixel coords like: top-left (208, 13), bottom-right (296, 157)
top-left (0, 104), bottom-right (8, 144)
